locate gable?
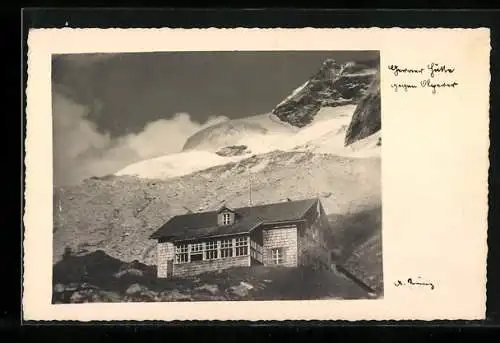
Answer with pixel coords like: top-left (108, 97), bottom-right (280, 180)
top-left (216, 204), bottom-right (238, 226)
top-left (217, 210), bottom-right (236, 226)
top-left (217, 204), bottom-right (235, 214)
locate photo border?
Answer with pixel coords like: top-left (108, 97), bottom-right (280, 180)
top-left (18, 8), bottom-right (499, 334)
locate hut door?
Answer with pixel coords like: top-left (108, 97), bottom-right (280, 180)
top-left (167, 260), bottom-right (174, 277)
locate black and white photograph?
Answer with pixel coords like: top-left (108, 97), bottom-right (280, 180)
top-left (51, 50), bottom-right (382, 303)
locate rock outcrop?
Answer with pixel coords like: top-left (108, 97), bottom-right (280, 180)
top-left (344, 74), bottom-right (381, 147)
top-left (272, 59), bottom-right (377, 128)
top-left (216, 145), bottom-right (252, 157)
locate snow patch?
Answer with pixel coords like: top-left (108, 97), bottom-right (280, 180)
top-left (275, 81), bottom-right (310, 107)
top-left (115, 150), bottom-right (245, 179)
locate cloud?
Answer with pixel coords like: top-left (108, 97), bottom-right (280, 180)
top-left (53, 53), bottom-right (119, 68)
top-left (52, 91), bottom-right (228, 186)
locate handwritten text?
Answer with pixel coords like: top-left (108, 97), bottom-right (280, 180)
top-left (394, 277), bottom-right (435, 290)
top-left (387, 63), bottom-right (458, 94)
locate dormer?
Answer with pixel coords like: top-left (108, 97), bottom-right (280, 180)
top-left (217, 205), bottom-right (237, 226)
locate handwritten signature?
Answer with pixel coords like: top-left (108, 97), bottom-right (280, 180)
top-left (394, 277), bottom-right (435, 290)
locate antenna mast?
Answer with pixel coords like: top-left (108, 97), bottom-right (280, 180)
top-left (249, 171), bottom-right (252, 206)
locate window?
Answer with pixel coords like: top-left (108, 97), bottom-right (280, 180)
top-left (205, 241), bottom-right (218, 260)
top-left (190, 243), bottom-right (203, 261)
top-left (271, 248), bottom-right (284, 265)
top-left (235, 237), bottom-right (248, 256)
top-left (222, 212), bottom-right (232, 225)
top-left (220, 239), bottom-right (233, 258)
top-left (175, 244), bottom-right (188, 263)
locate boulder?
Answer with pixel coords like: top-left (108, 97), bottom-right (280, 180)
top-left (240, 281), bottom-right (254, 290)
top-left (69, 291), bottom-right (85, 303)
top-left (215, 145), bottom-right (251, 157)
top-left (228, 281), bottom-right (255, 297)
top-left (158, 289), bottom-right (192, 301)
top-left (195, 283), bottom-right (220, 295)
top-left (53, 283), bottom-right (66, 293)
top-left (113, 268), bottom-right (144, 278)
top-left (64, 283), bottom-right (80, 292)
top-left (98, 290), bottom-right (123, 302)
top-left (125, 283), bottom-right (147, 295)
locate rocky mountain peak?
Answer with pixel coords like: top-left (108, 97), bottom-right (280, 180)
top-left (313, 58), bottom-right (343, 81)
top-left (272, 58), bottom-right (377, 128)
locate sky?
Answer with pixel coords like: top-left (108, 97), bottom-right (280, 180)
top-left (52, 50), bottom-right (379, 186)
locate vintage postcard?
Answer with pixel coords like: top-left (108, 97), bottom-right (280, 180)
top-left (23, 28), bottom-right (490, 321)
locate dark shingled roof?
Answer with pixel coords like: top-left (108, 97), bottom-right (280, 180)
top-left (150, 198), bottom-right (319, 241)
